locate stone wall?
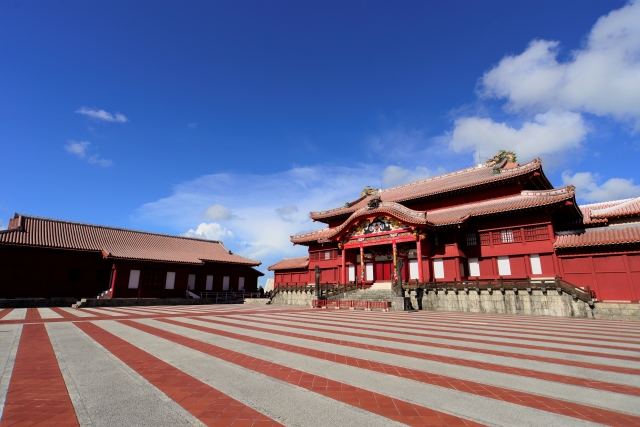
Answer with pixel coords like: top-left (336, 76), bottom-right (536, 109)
top-left (269, 288), bottom-right (640, 320)
top-left (270, 290), bottom-right (315, 307)
top-left (408, 289), bottom-right (591, 317)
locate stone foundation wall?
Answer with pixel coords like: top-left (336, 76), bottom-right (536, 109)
top-left (270, 290), bottom-right (316, 307)
top-left (269, 288), bottom-right (640, 320)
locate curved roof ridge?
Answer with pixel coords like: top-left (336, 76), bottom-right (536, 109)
top-left (379, 158), bottom-right (540, 193)
top-left (12, 213), bottom-right (222, 244)
top-left (590, 197), bottom-right (640, 217)
top-left (578, 197), bottom-right (636, 208)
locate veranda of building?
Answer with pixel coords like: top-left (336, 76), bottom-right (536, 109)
top-left (0, 214), bottom-right (263, 299)
top-left (269, 152), bottom-right (640, 302)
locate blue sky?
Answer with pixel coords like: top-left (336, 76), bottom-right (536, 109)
top-left (1, 0), bottom-right (639, 281)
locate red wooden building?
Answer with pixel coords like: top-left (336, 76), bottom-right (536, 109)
top-left (269, 152), bottom-right (640, 302)
top-left (0, 214), bottom-right (263, 299)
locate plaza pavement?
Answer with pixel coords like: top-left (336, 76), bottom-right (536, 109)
top-left (0, 304), bottom-right (638, 426)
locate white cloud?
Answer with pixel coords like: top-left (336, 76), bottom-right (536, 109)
top-left (135, 165), bottom-right (386, 268)
top-left (88, 155), bottom-right (113, 167)
top-left (187, 122), bottom-right (198, 130)
top-left (204, 204), bottom-right (233, 220)
top-left (479, 2), bottom-right (640, 130)
top-left (64, 140), bottom-right (91, 158)
top-left (448, 110), bottom-right (588, 161)
top-left (275, 205), bottom-right (298, 221)
top-left (562, 170), bottom-right (640, 202)
top-left (64, 140), bottom-right (113, 167)
top-left (382, 165), bottom-right (444, 187)
top-left (75, 107), bottom-right (128, 123)
top-left (184, 222), bottom-right (233, 241)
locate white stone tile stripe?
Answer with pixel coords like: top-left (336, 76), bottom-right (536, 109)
top-left (217, 313), bottom-right (640, 387)
top-left (279, 310), bottom-right (640, 346)
top-left (129, 317), bottom-right (600, 427)
top-left (0, 325), bottom-right (21, 421)
top-left (37, 307), bottom-right (63, 319)
top-left (270, 311), bottom-right (640, 356)
top-left (57, 307), bottom-right (96, 317)
top-left (248, 313), bottom-right (640, 368)
top-left (93, 320), bottom-right (404, 427)
top-left (2, 309), bottom-right (26, 321)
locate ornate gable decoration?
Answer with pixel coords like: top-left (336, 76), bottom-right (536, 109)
top-left (347, 216), bottom-right (408, 238)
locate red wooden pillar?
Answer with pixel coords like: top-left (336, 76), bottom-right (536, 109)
top-left (341, 248), bottom-right (346, 284)
top-left (416, 237), bottom-right (423, 282)
top-left (109, 264), bottom-right (117, 298)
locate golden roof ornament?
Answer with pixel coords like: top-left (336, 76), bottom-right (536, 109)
top-left (361, 186), bottom-right (377, 197)
top-left (485, 150), bottom-right (517, 167)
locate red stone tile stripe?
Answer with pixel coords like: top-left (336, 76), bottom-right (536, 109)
top-left (75, 322), bottom-right (281, 427)
top-left (157, 318), bottom-right (640, 427)
top-left (0, 307), bottom-right (308, 326)
top-left (0, 310), bottom-right (12, 320)
top-left (264, 313), bottom-right (640, 371)
top-left (24, 308), bottom-right (41, 321)
top-left (118, 320), bottom-right (485, 427)
top-left (343, 312), bottom-right (640, 347)
top-left (193, 316), bottom-right (640, 397)
top-left (0, 324), bottom-right (79, 426)
top-left (288, 311), bottom-right (640, 353)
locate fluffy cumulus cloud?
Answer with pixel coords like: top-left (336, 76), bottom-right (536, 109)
top-left (447, 1), bottom-right (640, 162)
top-left (64, 140), bottom-right (113, 167)
top-left (381, 165), bottom-right (443, 187)
top-left (75, 107), bottom-right (128, 123)
top-left (135, 165), bottom-right (387, 268)
top-left (562, 171), bottom-right (640, 202)
top-left (449, 110), bottom-right (588, 161)
top-left (479, 2), bottom-right (640, 129)
top-left (183, 223), bottom-right (233, 241)
top-left (204, 204), bottom-right (234, 220)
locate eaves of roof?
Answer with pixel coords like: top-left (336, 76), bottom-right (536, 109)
top-left (309, 158), bottom-right (546, 222)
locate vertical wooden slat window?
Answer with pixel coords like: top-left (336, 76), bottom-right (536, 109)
top-left (466, 233), bottom-right (478, 246)
top-left (479, 232), bottom-right (490, 246)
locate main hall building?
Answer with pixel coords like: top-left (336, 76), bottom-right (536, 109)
top-left (269, 152), bottom-right (640, 302)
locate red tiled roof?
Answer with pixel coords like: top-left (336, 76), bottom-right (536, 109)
top-left (310, 158), bottom-right (547, 221)
top-left (292, 187), bottom-right (576, 244)
top-left (0, 214), bottom-right (261, 266)
top-left (554, 223), bottom-right (640, 249)
top-left (267, 256), bottom-right (309, 271)
top-left (427, 186), bottom-right (576, 226)
top-left (292, 201), bottom-right (430, 244)
top-left (579, 198), bottom-right (640, 224)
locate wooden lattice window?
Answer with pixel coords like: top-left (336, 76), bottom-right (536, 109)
top-left (310, 252), bottom-right (320, 261)
top-left (492, 228), bottom-right (522, 244)
top-left (525, 225), bottom-right (549, 241)
top-left (466, 232), bottom-right (478, 246)
top-left (479, 232), bottom-right (490, 246)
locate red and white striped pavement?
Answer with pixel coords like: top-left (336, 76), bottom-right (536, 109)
top-left (0, 304), bottom-right (638, 426)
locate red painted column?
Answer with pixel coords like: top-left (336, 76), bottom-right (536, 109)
top-left (392, 240), bottom-right (398, 284)
top-left (416, 237), bottom-right (423, 282)
top-left (359, 244), bottom-right (365, 284)
top-left (341, 248), bottom-right (346, 284)
top-left (109, 265), bottom-right (117, 298)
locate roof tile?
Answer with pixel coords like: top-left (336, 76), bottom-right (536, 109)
top-left (267, 256), bottom-right (309, 271)
top-left (555, 223), bottom-right (640, 248)
top-left (0, 214), bottom-right (260, 266)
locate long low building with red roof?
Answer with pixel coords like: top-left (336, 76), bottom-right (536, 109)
top-left (0, 214), bottom-right (263, 299)
top-left (270, 151), bottom-right (640, 302)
